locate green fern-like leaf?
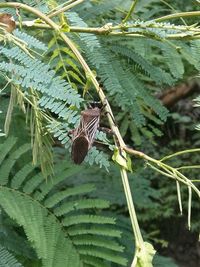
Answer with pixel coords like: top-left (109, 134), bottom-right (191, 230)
top-left (11, 162), bottom-right (35, 189)
top-left (0, 245), bottom-right (23, 267)
top-left (54, 198), bottom-right (110, 216)
top-left (44, 184), bottom-right (95, 208)
top-left (66, 11), bottom-right (170, 142)
top-left (62, 215), bottom-right (116, 227)
top-left (68, 225), bottom-right (121, 238)
top-left (78, 247), bottom-right (127, 266)
top-left (160, 44), bottom-right (184, 79)
top-left (0, 138), bottom-right (127, 266)
top-left (14, 29), bottom-right (47, 51)
top-left (72, 235), bottom-right (124, 252)
top-left (22, 172), bottom-right (45, 194)
top-left (0, 142), bottom-right (30, 185)
top-left (0, 217), bottom-right (36, 260)
top-left (110, 44), bottom-right (174, 86)
top-left (0, 136), bottom-right (17, 165)
top-left (0, 188), bottom-right (81, 267)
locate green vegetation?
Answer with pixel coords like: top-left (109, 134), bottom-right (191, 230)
top-left (0, 1), bottom-right (199, 266)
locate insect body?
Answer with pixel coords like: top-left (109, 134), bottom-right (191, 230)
top-left (71, 106), bottom-right (101, 164)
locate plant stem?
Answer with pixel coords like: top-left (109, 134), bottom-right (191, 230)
top-left (48, 0), bottom-right (84, 18)
top-left (177, 165), bottom-right (200, 170)
top-left (18, 19), bottom-right (200, 33)
top-left (124, 146), bottom-right (200, 198)
top-left (188, 186), bottom-right (192, 230)
top-left (47, 0), bottom-right (74, 15)
top-left (155, 11), bottom-right (200, 22)
top-left (160, 148), bottom-right (200, 161)
top-left (122, 0), bottom-right (138, 23)
top-left (120, 168), bottom-right (143, 246)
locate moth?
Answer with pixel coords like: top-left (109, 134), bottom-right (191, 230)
top-left (71, 105), bottom-right (101, 164)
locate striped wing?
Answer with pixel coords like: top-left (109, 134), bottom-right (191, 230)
top-left (71, 108), bottom-right (100, 164)
top-left (80, 116), bottom-right (100, 148)
top-left (71, 135), bottom-right (89, 164)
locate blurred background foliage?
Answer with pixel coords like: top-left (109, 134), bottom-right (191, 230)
top-left (0, 0), bottom-right (200, 266)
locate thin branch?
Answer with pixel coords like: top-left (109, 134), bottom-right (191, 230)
top-left (16, 19), bottom-right (200, 41)
top-left (160, 0), bottom-right (187, 25)
top-left (120, 168), bottom-right (144, 247)
top-left (188, 186), bottom-right (192, 230)
top-left (48, 0), bottom-right (85, 18)
top-left (176, 181), bottom-right (182, 215)
top-left (122, 0), bottom-right (138, 23)
top-left (161, 148), bottom-right (200, 161)
top-left (124, 146), bottom-right (200, 198)
top-left (47, 0), bottom-right (74, 15)
top-left (155, 11), bottom-right (200, 22)
top-left (176, 165), bottom-right (200, 170)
